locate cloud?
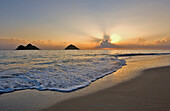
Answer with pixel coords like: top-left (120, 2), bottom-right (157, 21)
top-left (95, 34), bottom-right (119, 48)
top-left (118, 37), bottom-right (170, 49)
top-left (103, 34), bottom-right (111, 41)
top-left (93, 35), bottom-right (170, 49)
top-left (97, 40), bottom-right (118, 48)
top-left (154, 37), bottom-right (170, 45)
top-left (137, 38), bottom-right (146, 43)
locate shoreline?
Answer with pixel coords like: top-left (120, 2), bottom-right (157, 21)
top-left (43, 65), bottom-right (170, 111)
top-left (0, 55), bottom-right (170, 111)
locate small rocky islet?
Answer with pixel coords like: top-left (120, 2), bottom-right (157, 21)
top-left (16, 43), bottom-right (40, 50)
top-left (65, 44), bottom-right (79, 50)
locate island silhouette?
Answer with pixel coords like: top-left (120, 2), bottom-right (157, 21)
top-left (16, 43), bottom-right (40, 50)
top-left (65, 44), bottom-right (79, 50)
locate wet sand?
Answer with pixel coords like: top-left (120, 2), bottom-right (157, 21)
top-left (43, 66), bottom-right (170, 111)
top-left (0, 55), bottom-right (170, 111)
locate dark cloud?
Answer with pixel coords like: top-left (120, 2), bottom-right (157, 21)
top-left (103, 34), bottom-right (111, 41)
top-left (95, 34), bottom-right (119, 48)
top-left (97, 40), bottom-right (119, 48)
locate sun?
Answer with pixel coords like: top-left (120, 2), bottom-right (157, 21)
top-left (110, 34), bottom-right (121, 43)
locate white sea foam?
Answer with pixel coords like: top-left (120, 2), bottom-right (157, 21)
top-left (0, 51), bottom-right (126, 93)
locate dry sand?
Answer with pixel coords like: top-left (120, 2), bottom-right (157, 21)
top-left (42, 66), bottom-right (170, 111)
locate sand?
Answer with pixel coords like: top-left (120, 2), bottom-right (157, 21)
top-left (0, 55), bottom-right (170, 111)
top-left (43, 66), bottom-right (170, 111)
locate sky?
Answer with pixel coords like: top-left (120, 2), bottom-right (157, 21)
top-left (0, 0), bottom-right (170, 50)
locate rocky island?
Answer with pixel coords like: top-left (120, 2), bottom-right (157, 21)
top-left (65, 44), bottom-right (79, 50)
top-left (16, 43), bottom-right (40, 50)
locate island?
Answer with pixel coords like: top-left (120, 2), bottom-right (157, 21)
top-left (16, 43), bottom-right (40, 50)
top-left (65, 44), bottom-right (79, 50)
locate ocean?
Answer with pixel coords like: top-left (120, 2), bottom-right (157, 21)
top-left (0, 50), bottom-right (170, 93)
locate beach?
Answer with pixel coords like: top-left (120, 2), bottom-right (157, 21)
top-left (1, 0), bottom-right (170, 111)
top-left (43, 66), bottom-right (170, 111)
top-left (0, 54), bottom-right (170, 111)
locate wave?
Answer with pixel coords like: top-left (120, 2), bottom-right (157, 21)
top-left (116, 53), bottom-right (170, 57)
top-left (0, 57), bottom-right (126, 93)
top-left (72, 53), bottom-right (170, 57)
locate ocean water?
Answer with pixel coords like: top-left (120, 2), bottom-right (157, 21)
top-left (0, 50), bottom-right (170, 93)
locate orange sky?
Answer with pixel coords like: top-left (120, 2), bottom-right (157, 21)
top-left (0, 0), bottom-right (170, 50)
